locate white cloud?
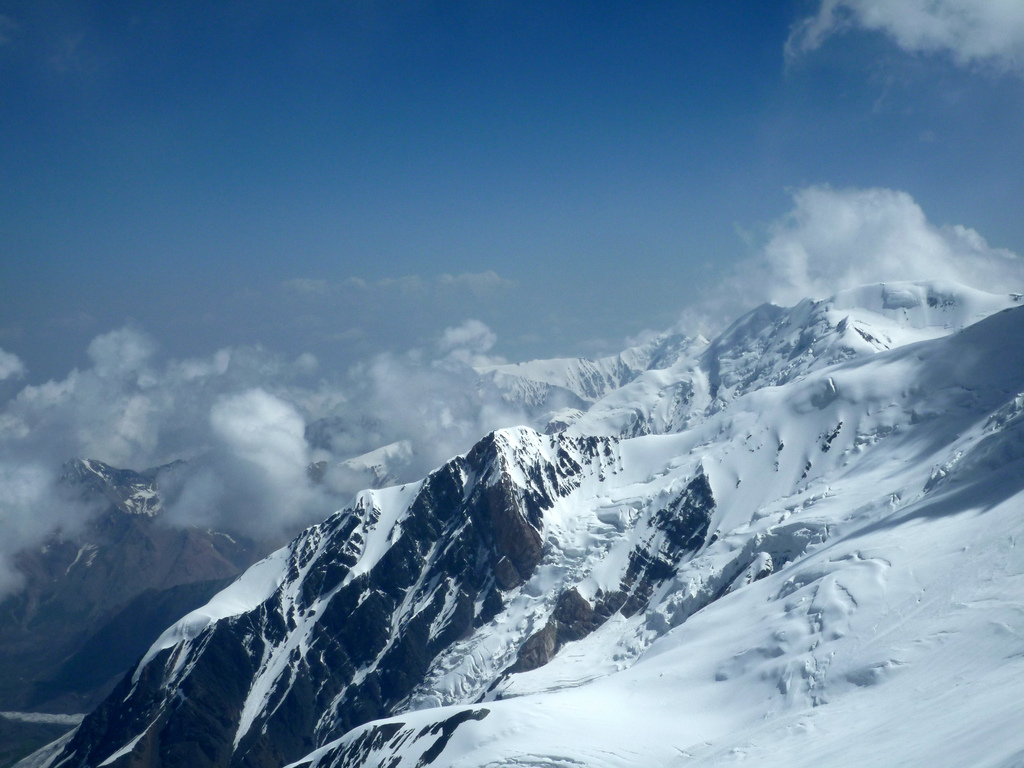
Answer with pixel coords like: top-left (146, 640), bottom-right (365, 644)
top-left (757, 186), bottom-right (1023, 304)
top-left (788, 0), bottom-right (1024, 70)
top-left (198, 389), bottom-right (320, 533)
top-left (77, 392), bottom-right (158, 465)
top-left (7, 329), bottom-right (166, 468)
top-left (210, 389), bottom-right (309, 474)
top-left (437, 319), bottom-right (502, 367)
top-left (0, 348), bottom-right (26, 381)
top-left (86, 327), bottom-right (157, 379)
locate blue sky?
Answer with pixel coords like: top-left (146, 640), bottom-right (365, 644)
top-left (1, 0), bottom-right (1023, 380)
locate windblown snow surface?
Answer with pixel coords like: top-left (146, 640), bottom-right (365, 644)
top-left (36, 281), bottom-right (1024, 768)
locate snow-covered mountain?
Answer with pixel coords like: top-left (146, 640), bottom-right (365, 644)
top-left (33, 281), bottom-right (1024, 768)
top-left (567, 280), bottom-right (1020, 438)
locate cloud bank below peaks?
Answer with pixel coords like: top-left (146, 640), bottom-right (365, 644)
top-left (788, 0), bottom-right (1024, 71)
top-left (0, 319), bottom-right (529, 593)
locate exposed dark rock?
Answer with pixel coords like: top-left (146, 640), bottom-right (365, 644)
top-left (415, 709), bottom-right (490, 766)
top-left (508, 587), bottom-right (602, 674)
top-left (498, 471), bottom-right (717, 681)
top-left (509, 621), bottom-right (559, 674)
top-left (551, 587), bottom-right (595, 642)
top-left (301, 708), bottom-right (490, 768)
top-left (821, 422), bottom-right (843, 452)
top-left (492, 556), bottom-right (521, 591)
top-left (478, 479), bottom-right (543, 583)
top-left (55, 430), bottom-right (605, 768)
top-left (618, 470), bottom-right (715, 619)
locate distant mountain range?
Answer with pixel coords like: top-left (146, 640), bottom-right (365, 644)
top-left (18, 280), bottom-right (1024, 768)
top-left (0, 458), bottom-right (265, 725)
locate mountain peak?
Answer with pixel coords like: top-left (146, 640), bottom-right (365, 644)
top-left (62, 457), bottom-right (184, 518)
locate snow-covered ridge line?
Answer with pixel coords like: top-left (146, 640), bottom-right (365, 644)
top-left (477, 332), bottom-right (707, 410)
top-left (567, 280), bottom-right (1022, 439)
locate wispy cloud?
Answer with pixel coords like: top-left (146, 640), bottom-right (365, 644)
top-left (281, 271), bottom-right (515, 297)
top-left (0, 15), bottom-right (18, 47)
top-left (787, 0), bottom-right (1024, 72)
top-left (0, 348), bottom-right (25, 381)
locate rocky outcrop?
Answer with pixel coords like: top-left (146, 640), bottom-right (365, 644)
top-left (53, 429), bottom-right (606, 768)
top-left (508, 471), bottom-right (715, 676)
top-left (508, 587), bottom-right (599, 674)
top-left (618, 469), bottom-right (715, 617)
top-left (292, 708), bottom-right (491, 768)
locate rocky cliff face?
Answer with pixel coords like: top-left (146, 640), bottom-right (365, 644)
top-left (48, 425), bottom-right (725, 768)
top-left (50, 430), bottom-right (616, 767)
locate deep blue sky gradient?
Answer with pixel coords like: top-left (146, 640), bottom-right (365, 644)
top-left (2, 1), bottom-right (1022, 379)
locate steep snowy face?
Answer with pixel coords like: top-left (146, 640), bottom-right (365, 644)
top-left (48, 283), bottom-right (1024, 768)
